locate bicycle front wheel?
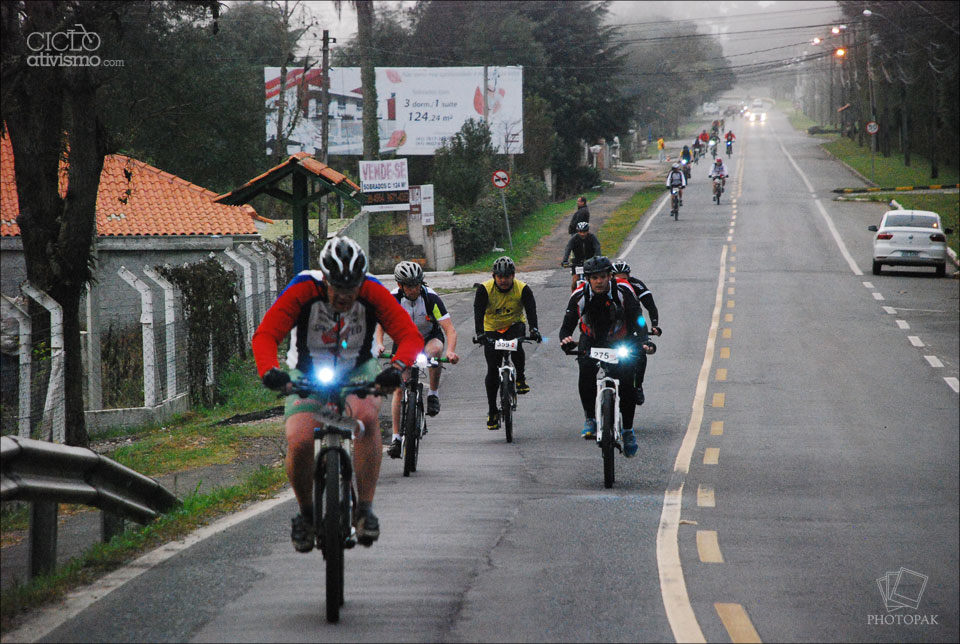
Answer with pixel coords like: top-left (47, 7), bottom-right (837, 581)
top-left (500, 377), bottom-right (514, 443)
top-left (402, 386), bottom-right (419, 477)
top-left (323, 449), bottom-right (344, 622)
top-left (600, 389), bottom-right (616, 488)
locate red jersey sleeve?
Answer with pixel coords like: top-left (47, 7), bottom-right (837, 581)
top-left (361, 278), bottom-right (424, 368)
top-left (251, 276), bottom-right (322, 377)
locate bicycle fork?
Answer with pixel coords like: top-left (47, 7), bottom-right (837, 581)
top-left (315, 430), bottom-right (358, 550)
top-left (593, 374), bottom-right (623, 453)
top-left (499, 361), bottom-right (517, 411)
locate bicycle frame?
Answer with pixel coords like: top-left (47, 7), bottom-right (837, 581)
top-left (592, 361), bottom-right (622, 448)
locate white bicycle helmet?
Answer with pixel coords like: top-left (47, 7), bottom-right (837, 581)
top-left (319, 236), bottom-right (367, 288)
top-left (611, 260), bottom-right (631, 275)
top-left (394, 260), bottom-right (424, 285)
top-left (576, 221), bottom-right (590, 232)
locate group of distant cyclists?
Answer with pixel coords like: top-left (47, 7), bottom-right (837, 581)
top-left (252, 189), bottom-right (664, 552)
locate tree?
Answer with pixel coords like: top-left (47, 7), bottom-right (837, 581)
top-left (1, 0), bottom-right (217, 446)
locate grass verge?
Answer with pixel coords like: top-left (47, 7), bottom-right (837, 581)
top-left (0, 464), bottom-right (287, 633)
top-left (822, 137), bottom-right (960, 188)
top-left (452, 190), bottom-right (601, 273)
top-left (596, 187), bottom-right (664, 256)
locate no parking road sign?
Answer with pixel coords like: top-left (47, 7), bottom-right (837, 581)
top-left (492, 169), bottom-right (510, 189)
top-left (866, 121), bottom-right (879, 135)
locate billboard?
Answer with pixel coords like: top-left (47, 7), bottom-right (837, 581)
top-left (265, 66), bottom-right (523, 156)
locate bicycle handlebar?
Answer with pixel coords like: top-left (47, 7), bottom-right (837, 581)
top-left (288, 377), bottom-right (384, 400)
top-left (560, 340), bottom-right (657, 357)
top-left (472, 335), bottom-right (541, 346)
top-left (379, 352), bottom-right (451, 364)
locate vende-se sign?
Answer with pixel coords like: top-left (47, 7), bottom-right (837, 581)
top-left (360, 159), bottom-right (409, 212)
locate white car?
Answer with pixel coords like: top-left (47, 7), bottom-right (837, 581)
top-left (752, 98), bottom-right (764, 109)
top-left (747, 111), bottom-right (767, 122)
top-left (868, 210), bottom-right (953, 277)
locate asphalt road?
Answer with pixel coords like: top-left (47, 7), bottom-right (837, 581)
top-left (17, 111), bottom-right (959, 643)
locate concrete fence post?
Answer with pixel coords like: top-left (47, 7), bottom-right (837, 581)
top-left (142, 266), bottom-right (177, 400)
top-left (1, 295), bottom-right (32, 438)
top-left (224, 248), bottom-right (255, 344)
top-left (237, 244), bottom-right (267, 323)
top-left (117, 267), bottom-right (157, 408)
top-left (84, 282), bottom-right (103, 410)
top-left (20, 282), bottom-right (64, 443)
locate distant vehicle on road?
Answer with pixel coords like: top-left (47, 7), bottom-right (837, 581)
top-left (702, 102), bottom-right (720, 115)
top-left (868, 210), bottom-right (953, 276)
top-left (752, 98), bottom-right (764, 109)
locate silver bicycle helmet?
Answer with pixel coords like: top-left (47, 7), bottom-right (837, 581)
top-left (576, 221), bottom-right (590, 232)
top-left (394, 260), bottom-right (424, 285)
top-left (611, 260), bottom-right (631, 275)
top-left (492, 256), bottom-right (516, 276)
top-left (319, 236), bottom-right (367, 289)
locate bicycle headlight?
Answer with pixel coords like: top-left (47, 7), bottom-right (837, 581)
top-left (617, 345), bottom-right (631, 358)
top-left (316, 366), bottom-right (335, 384)
top-left (415, 352), bottom-right (429, 368)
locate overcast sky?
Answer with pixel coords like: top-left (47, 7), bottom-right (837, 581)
top-left (293, 0), bottom-right (843, 63)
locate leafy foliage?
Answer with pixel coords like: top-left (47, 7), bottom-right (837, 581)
top-left (433, 118), bottom-right (498, 208)
top-left (157, 259), bottom-right (243, 407)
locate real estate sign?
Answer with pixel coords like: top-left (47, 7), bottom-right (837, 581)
top-left (265, 66), bottom-right (523, 156)
top-left (359, 159), bottom-right (409, 212)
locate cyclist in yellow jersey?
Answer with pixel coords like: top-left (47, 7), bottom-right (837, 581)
top-left (473, 256), bottom-right (541, 429)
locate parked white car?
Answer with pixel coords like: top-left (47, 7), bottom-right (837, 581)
top-left (868, 210), bottom-right (953, 277)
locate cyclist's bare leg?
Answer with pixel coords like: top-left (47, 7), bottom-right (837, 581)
top-left (344, 394), bottom-right (382, 504)
top-left (285, 412), bottom-right (321, 512)
top-left (425, 337), bottom-right (444, 390)
top-left (570, 273), bottom-right (578, 292)
top-left (390, 388), bottom-right (402, 436)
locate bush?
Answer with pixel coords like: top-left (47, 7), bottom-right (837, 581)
top-left (433, 118), bottom-right (499, 208)
top-left (435, 174), bottom-right (548, 263)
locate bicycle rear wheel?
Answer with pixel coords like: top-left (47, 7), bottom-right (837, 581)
top-left (322, 449), bottom-right (344, 622)
top-left (500, 377), bottom-right (514, 443)
top-left (402, 385), bottom-right (419, 477)
top-left (600, 390), bottom-right (616, 488)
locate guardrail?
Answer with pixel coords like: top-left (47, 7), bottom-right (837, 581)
top-left (1, 436), bottom-right (181, 578)
top-left (833, 184), bottom-right (960, 194)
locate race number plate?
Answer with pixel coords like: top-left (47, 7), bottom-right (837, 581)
top-left (494, 339), bottom-right (519, 351)
top-left (575, 266), bottom-right (584, 275)
top-left (589, 347), bottom-right (618, 363)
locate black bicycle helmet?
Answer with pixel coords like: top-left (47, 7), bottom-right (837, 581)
top-left (319, 236), bottom-right (367, 288)
top-left (394, 260), bottom-right (424, 285)
top-left (583, 255), bottom-right (613, 276)
top-left (576, 221), bottom-right (590, 232)
top-left (492, 256), bottom-right (516, 276)
top-left (611, 260), bottom-right (631, 275)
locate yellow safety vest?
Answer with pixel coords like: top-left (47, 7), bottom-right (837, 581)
top-left (482, 278), bottom-right (527, 332)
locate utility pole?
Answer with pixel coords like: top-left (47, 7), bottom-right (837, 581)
top-left (319, 29), bottom-right (334, 241)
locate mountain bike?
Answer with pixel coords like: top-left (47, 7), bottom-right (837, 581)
top-left (712, 175), bottom-right (724, 205)
top-left (563, 341), bottom-right (655, 488)
top-left (562, 261), bottom-right (586, 291)
top-left (473, 335), bottom-right (539, 443)
top-left (709, 139), bottom-right (718, 159)
top-left (669, 186), bottom-right (681, 220)
top-left (725, 139), bottom-right (734, 157)
top-left (381, 351), bottom-right (450, 476)
top-left (289, 373), bottom-right (384, 623)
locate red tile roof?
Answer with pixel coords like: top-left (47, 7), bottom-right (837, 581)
top-left (1, 132), bottom-right (259, 237)
top-left (216, 152), bottom-right (363, 206)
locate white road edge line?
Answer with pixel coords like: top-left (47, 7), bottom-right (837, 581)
top-left (924, 355), bottom-right (943, 368)
top-left (776, 137), bottom-right (863, 276)
top-left (619, 192), bottom-right (668, 260)
top-left (3, 490), bottom-right (296, 644)
top-left (945, 377), bottom-right (960, 393)
top-left (657, 245), bottom-right (728, 644)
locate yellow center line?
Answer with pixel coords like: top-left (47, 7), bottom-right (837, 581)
top-left (711, 420), bottom-right (724, 435)
top-left (730, 266), bottom-right (736, 273)
top-left (729, 276), bottom-right (736, 283)
top-left (720, 347), bottom-right (730, 358)
top-left (697, 484), bottom-right (716, 507)
top-left (712, 393), bottom-right (725, 407)
top-left (696, 530), bottom-right (724, 562)
top-left (703, 447), bottom-right (720, 464)
top-left (715, 603), bottom-right (763, 643)
top-left (728, 287), bottom-right (735, 295)
top-left (722, 328), bottom-right (732, 339)
top-left (727, 300), bottom-right (735, 309)
top-left (731, 245), bottom-right (737, 253)
top-left (716, 368), bottom-right (727, 381)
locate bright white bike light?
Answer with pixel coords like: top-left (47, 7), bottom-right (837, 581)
top-left (317, 367), bottom-right (335, 384)
top-left (415, 352), bottom-right (429, 368)
top-left (617, 346), bottom-right (630, 358)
